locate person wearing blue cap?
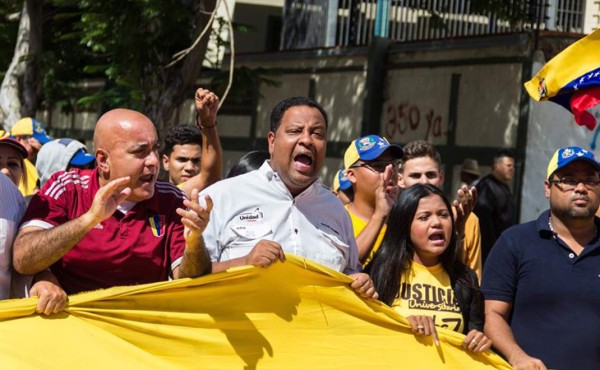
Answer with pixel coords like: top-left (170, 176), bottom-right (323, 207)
top-left (10, 117), bottom-right (53, 196)
top-left (482, 146), bottom-right (600, 370)
top-left (343, 135), bottom-right (403, 267)
top-left (331, 169), bottom-right (353, 205)
top-left (35, 138), bottom-right (96, 188)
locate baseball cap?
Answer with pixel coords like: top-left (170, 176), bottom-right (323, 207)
top-left (344, 135), bottom-right (404, 169)
top-left (36, 138), bottom-right (96, 187)
top-left (0, 130), bottom-right (28, 158)
top-left (11, 117), bottom-right (53, 144)
top-left (546, 146), bottom-right (600, 179)
top-left (332, 169), bottom-right (351, 192)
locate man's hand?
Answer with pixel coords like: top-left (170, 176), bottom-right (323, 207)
top-left (30, 271), bottom-right (68, 315)
top-left (244, 240), bottom-right (286, 268)
top-left (374, 165), bottom-right (399, 220)
top-left (509, 353), bottom-right (548, 370)
top-left (348, 273), bottom-right (379, 300)
top-left (452, 185), bottom-right (477, 235)
top-left (195, 88), bottom-right (219, 128)
top-left (406, 315), bottom-right (439, 346)
top-left (88, 177), bottom-right (131, 224)
top-left (177, 189), bottom-right (212, 244)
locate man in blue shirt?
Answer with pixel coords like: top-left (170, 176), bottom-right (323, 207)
top-left (482, 146), bottom-right (600, 370)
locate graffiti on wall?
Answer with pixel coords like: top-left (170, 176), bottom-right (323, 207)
top-left (385, 101), bottom-right (446, 142)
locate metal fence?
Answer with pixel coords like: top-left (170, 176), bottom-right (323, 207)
top-left (281, 0), bottom-right (586, 49)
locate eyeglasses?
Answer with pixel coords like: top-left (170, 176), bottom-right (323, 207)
top-left (549, 176), bottom-right (600, 190)
top-left (350, 160), bottom-right (401, 173)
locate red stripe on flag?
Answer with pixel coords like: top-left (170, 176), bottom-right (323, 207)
top-left (570, 86), bottom-right (600, 130)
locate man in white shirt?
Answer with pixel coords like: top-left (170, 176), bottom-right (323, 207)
top-left (200, 97), bottom-right (377, 299)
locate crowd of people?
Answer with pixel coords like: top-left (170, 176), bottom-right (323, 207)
top-left (1, 88), bottom-right (599, 370)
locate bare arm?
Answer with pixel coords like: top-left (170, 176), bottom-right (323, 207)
top-left (13, 177), bottom-right (132, 275)
top-left (173, 190), bottom-right (213, 278)
top-left (180, 88), bottom-right (222, 198)
top-left (485, 300), bottom-right (547, 370)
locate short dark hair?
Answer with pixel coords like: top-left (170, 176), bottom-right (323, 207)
top-left (162, 125), bottom-right (202, 157)
top-left (269, 97), bottom-right (328, 133)
top-left (226, 150), bottom-right (270, 178)
top-left (399, 140), bottom-right (442, 172)
top-left (493, 148), bottom-right (516, 165)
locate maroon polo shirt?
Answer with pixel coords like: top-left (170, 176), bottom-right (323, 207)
top-left (21, 169), bottom-right (187, 294)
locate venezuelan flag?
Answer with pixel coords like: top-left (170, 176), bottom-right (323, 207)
top-left (148, 214), bottom-right (165, 237)
top-left (524, 29), bottom-right (600, 130)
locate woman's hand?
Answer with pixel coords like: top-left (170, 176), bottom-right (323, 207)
top-left (406, 315), bottom-right (439, 345)
top-left (463, 329), bottom-right (492, 352)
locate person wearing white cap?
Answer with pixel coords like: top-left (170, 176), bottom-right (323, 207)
top-left (35, 138), bottom-right (96, 188)
top-left (482, 146), bottom-right (600, 370)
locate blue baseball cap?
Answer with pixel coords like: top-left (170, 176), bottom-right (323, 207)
top-left (11, 117), bottom-right (53, 144)
top-left (547, 146), bottom-right (600, 179)
top-left (332, 169), bottom-right (352, 192)
top-left (344, 135), bottom-right (403, 169)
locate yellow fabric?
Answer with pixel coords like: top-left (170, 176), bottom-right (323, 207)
top-left (524, 29), bottom-right (600, 101)
top-left (346, 207), bottom-right (386, 267)
top-left (0, 255), bottom-right (509, 369)
top-left (463, 212), bottom-right (482, 281)
top-left (393, 262), bottom-right (464, 333)
top-left (17, 158), bottom-right (38, 196)
top-left (176, 181), bottom-right (184, 189)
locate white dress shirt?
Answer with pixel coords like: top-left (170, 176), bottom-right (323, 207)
top-left (200, 162), bottom-right (361, 274)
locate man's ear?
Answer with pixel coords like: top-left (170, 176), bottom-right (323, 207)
top-left (346, 168), bottom-right (357, 185)
top-left (95, 148), bottom-right (110, 173)
top-left (397, 172), bottom-right (406, 188)
top-left (544, 180), bottom-right (551, 199)
top-left (162, 154), bottom-right (170, 171)
top-left (267, 131), bottom-right (275, 156)
top-left (438, 169), bottom-right (445, 186)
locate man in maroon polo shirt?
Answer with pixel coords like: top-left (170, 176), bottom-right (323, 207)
top-left (12, 109), bottom-right (212, 313)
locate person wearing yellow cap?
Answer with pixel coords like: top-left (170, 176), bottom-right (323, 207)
top-left (10, 117), bottom-right (53, 196)
top-left (343, 135), bottom-right (403, 267)
top-left (482, 146), bottom-right (600, 370)
top-left (331, 169), bottom-right (353, 205)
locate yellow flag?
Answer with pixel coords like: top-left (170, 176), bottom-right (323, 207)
top-left (0, 255), bottom-right (509, 369)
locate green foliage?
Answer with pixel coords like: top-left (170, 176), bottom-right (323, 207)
top-left (0, 0), bottom-right (22, 80)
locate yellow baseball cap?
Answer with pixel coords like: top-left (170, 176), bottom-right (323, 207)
top-left (11, 117), bottom-right (52, 144)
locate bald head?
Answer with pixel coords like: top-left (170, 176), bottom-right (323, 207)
top-left (94, 109), bottom-right (156, 151)
top-left (93, 109), bottom-right (160, 201)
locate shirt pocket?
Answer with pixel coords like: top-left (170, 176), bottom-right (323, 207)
top-left (221, 222), bottom-right (274, 261)
top-left (310, 229), bottom-right (349, 272)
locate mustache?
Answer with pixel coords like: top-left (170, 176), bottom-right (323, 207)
top-left (571, 195), bottom-right (590, 202)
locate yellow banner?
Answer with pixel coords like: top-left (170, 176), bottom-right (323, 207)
top-left (0, 255), bottom-right (509, 369)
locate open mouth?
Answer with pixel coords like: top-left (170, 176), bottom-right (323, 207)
top-left (428, 232), bottom-right (446, 245)
top-left (294, 153), bottom-right (313, 172)
top-left (139, 173), bottom-right (155, 184)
